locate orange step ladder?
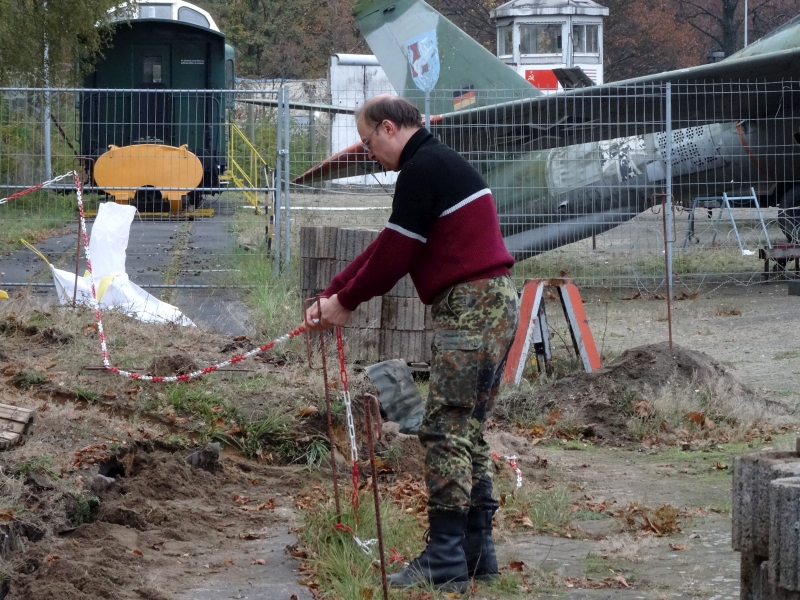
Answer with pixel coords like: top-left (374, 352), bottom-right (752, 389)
top-left (503, 278), bottom-right (601, 385)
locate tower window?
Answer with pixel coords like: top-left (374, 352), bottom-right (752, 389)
top-left (520, 24), bottom-right (562, 55)
top-left (572, 24), bottom-right (599, 53)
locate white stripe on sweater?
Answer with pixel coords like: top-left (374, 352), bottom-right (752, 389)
top-left (386, 222), bottom-right (427, 243)
top-left (440, 188), bottom-right (490, 217)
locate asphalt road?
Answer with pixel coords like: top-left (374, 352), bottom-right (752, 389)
top-left (0, 199), bottom-right (254, 336)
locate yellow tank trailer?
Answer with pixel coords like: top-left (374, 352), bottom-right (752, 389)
top-left (93, 144), bottom-right (204, 214)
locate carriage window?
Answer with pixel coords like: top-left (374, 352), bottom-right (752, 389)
top-left (520, 24), bottom-right (562, 55)
top-left (225, 59), bottom-right (235, 89)
top-left (139, 4), bottom-right (171, 19)
top-left (143, 57), bottom-right (163, 84)
top-left (178, 7), bottom-right (210, 28)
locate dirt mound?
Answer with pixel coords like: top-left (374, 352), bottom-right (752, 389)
top-left (502, 342), bottom-right (786, 445)
top-left (6, 443), bottom-right (303, 600)
top-left (146, 353), bottom-right (199, 377)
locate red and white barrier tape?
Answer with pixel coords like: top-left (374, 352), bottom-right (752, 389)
top-left (0, 171), bottom-right (77, 205)
top-left (65, 172), bottom-right (304, 381)
top-left (492, 452), bottom-right (523, 488)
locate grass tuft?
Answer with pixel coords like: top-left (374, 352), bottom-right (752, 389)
top-left (12, 455), bottom-right (59, 480)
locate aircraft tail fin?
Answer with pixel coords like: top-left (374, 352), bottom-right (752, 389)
top-left (352, 0), bottom-right (539, 116)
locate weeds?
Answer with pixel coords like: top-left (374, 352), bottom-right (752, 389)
top-left (227, 211), bottom-right (302, 341)
top-left (12, 455), bottom-right (59, 480)
top-left (301, 437), bottom-right (331, 468)
top-left (71, 493), bottom-right (99, 526)
top-left (217, 407), bottom-right (294, 461)
top-left (499, 483), bottom-right (575, 534)
top-left (73, 387), bottom-right (100, 402)
top-left (299, 489), bottom-right (424, 599)
top-left (10, 369), bottom-right (47, 390)
top-left (625, 375), bottom-right (781, 442)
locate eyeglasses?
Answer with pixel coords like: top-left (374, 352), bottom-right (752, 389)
top-left (361, 122), bottom-right (382, 152)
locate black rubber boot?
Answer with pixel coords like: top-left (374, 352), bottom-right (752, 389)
top-left (386, 510), bottom-right (469, 592)
top-left (464, 477), bottom-right (499, 580)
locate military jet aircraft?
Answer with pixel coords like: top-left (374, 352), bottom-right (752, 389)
top-left (290, 0), bottom-right (800, 256)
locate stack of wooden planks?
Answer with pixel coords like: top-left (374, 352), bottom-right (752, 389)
top-left (300, 226), bottom-right (432, 363)
top-left (0, 403), bottom-right (35, 449)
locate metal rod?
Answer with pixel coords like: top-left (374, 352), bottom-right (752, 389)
top-left (273, 87), bottom-right (283, 277)
top-left (72, 217), bottom-right (82, 307)
top-left (664, 82), bottom-right (674, 350)
top-left (363, 393), bottom-right (389, 600)
top-left (744, 0), bottom-right (749, 47)
top-left (0, 185), bottom-right (280, 192)
top-left (1, 283), bottom-right (246, 289)
top-left (303, 297), bottom-right (342, 522)
top-left (321, 324), bottom-right (342, 523)
top-left (283, 86), bottom-right (291, 270)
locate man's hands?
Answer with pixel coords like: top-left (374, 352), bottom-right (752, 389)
top-left (303, 294), bottom-right (353, 330)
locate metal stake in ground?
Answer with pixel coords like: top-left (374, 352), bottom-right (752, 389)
top-left (303, 296), bottom-right (341, 522)
top-left (651, 193), bottom-right (677, 349)
top-left (363, 393), bottom-right (388, 600)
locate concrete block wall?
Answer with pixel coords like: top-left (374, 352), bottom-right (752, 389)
top-left (732, 445), bottom-right (800, 599)
top-left (300, 226), bottom-right (433, 363)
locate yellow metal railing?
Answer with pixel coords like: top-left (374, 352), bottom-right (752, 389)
top-left (226, 123), bottom-right (271, 214)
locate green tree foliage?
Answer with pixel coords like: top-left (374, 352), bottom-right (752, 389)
top-left (0, 0), bottom-right (125, 86)
top-left (195, 0), bottom-right (365, 80)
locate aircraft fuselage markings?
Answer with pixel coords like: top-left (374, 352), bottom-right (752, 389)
top-left (735, 121), bottom-right (768, 174)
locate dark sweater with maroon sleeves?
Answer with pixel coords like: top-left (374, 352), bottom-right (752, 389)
top-left (323, 128), bottom-right (514, 310)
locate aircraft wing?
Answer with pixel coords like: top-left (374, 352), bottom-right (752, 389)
top-left (293, 141), bottom-right (383, 185)
top-left (237, 97), bottom-right (355, 116)
top-left (434, 46), bottom-right (800, 156)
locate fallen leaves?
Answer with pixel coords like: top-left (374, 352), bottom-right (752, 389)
top-left (239, 528), bottom-right (275, 541)
top-left (297, 405), bottom-right (318, 417)
top-left (71, 444), bottom-right (110, 468)
top-left (240, 498), bottom-right (276, 512)
top-left (0, 509), bottom-right (15, 522)
top-left (564, 575), bottom-right (630, 589)
top-left (546, 409), bottom-right (563, 425)
top-left (669, 543), bottom-right (688, 551)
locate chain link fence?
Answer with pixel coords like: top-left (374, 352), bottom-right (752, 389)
top-left (1, 82), bottom-right (798, 296)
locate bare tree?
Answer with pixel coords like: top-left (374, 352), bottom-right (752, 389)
top-left (196, 0), bottom-right (364, 80)
top-left (674, 0), bottom-right (794, 56)
top-left (604, 0), bottom-right (705, 80)
top-left (428, 0), bottom-right (503, 50)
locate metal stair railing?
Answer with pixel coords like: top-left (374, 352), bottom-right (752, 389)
top-left (225, 123), bottom-right (271, 214)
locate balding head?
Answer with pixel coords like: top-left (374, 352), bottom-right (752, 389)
top-left (355, 95), bottom-right (423, 130)
top-left (355, 95), bottom-right (425, 172)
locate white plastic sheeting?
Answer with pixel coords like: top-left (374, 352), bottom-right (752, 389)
top-left (50, 203), bottom-right (194, 326)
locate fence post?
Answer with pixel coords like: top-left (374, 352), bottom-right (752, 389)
top-left (283, 85), bottom-right (291, 270)
top-left (274, 88), bottom-right (284, 276)
top-left (664, 82), bottom-right (674, 346)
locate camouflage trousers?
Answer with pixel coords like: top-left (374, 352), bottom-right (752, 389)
top-left (419, 275), bottom-right (519, 514)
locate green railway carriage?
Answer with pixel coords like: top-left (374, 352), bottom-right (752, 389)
top-left (79, 1), bottom-right (235, 212)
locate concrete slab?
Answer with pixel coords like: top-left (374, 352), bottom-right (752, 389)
top-left (177, 529), bottom-right (313, 600)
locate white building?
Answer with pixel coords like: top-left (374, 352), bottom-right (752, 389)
top-left (328, 54), bottom-right (397, 186)
top-left (490, 0), bottom-right (608, 90)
